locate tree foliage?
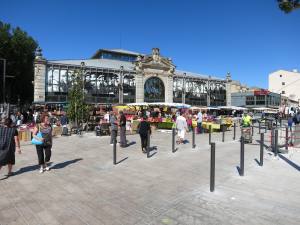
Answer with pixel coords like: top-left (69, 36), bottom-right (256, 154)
top-left (67, 68), bottom-right (90, 124)
top-left (0, 21), bottom-right (38, 104)
top-left (278, 0), bottom-right (300, 13)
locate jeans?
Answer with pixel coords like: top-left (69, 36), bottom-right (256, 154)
top-left (36, 145), bottom-right (52, 165)
top-left (110, 130), bottom-right (117, 144)
top-left (140, 134), bottom-right (148, 149)
top-left (120, 126), bottom-right (127, 147)
top-left (197, 122), bottom-right (202, 134)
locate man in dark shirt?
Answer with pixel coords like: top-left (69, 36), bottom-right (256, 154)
top-left (137, 116), bottom-right (151, 153)
top-left (119, 111), bottom-right (127, 147)
top-left (110, 111), bottom-right (118, 145)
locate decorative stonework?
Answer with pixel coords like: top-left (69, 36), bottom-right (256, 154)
top-left (34, 47), bottom-right (47, 103)
top-left (134, 48), bottom-right (176, 103)
top-left (226, 72), bottom-right (232, 106)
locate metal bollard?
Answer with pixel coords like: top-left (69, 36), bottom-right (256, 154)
top-left (222, 125), bottom-right (225, 142)
top-left (192, 127), bottom-right (196, 148)
top-left (259, 121), bottom-right (261, 134)
top-left (113, 138), bottom-right (117, 165)
top-left (172, 128), bottom-right (175, 153)
top-left (147, 130), bottom-right (150, 158)
top-left (240, 136), bottom-right (245, 176)
top-left (285, 126), bottom-right (288, 151)
top-left (251, 126), bottom-right (254, 137)
top-left (209, 125), bottom-right (212, 144)
top-left (275, 129), bottom-right (278, 156)
top-left (210, 142), bottom-right (215, 192)
top-left (233, 123), bottom-right (236, 140)
top-left (260, 133), bottom-right (264, 166)
top-left (271, 128), bottom-right (274, 153)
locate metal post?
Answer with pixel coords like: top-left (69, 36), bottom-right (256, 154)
top-left (240, 136), bottom-right (245, 176)
top-left (147, 130), bottom-right (150, 158)
top-left (260, 133), bottom-right (264, 166)
top-left (210, 142), bottom-right (215, 192)
top-left (233, 123), bottom-right (236, 140)
top-left (275, 129), bottom-right (278, 156)
top-left (113, 137), bottom-right (117, 165)
top-left (192, 127), bottom-right (196, 148)
top-left (209, 125), bottom-right (212, 144)
top-left (285, 126), bottom-right (288, 151)
top-left (259, 121), bottom-right (261, 134)
top-left (271, 128), bottom-right (274, 153)
top-left (251, 125), bottom-right (254, 137)
top-left (222, 125), bottom-right (225, 142)
top-left (172, 128), bottom-right (175, 153)
top-left (182, 72), bottom-right (186, 104)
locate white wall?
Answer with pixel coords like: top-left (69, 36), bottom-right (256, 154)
top-left (269, 69), bottom-right (300, 102)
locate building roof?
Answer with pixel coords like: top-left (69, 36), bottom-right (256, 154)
top-left (48, 59), bottom-right (225, 81)
top-left (175, 70), bottom-right (224, 81)
top-left (48, 59), bottom-right (135, 71)
top-left (101, 49), bottom-right (142, 56)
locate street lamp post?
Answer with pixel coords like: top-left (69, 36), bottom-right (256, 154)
top-left (81, 62), bottom-right (85, 124)
top-left (119, 66), bottom-right (124, 104)
top-left (207, 75), bottom-right (211, 106)
top-left (182, 72), bottom-right (186, 104)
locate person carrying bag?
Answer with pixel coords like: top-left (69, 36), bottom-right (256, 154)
top-left (32, 113), bottom-right (53, 174)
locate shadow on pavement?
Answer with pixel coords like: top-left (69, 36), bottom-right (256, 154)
top-left (127, 141), bottom-right (136, 147)
top-left (278, 154), bottom-right (300, 171)
top-left (51, 158), bottom-right (83, 170)
top-left (254, 158), bottom-right (261, 166)
top-left (236, 166), bottom-right (242, 176)
top-left (117, 157), bottom-right (128, 164)
top-left (149, 151), bottom-right (157, 158)
top-left (13, 165), bottom-right (40, 176)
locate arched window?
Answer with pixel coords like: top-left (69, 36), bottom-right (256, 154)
top-left (144, 77), bottom-right (165, 102)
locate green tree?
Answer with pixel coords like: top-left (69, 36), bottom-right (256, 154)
top-left (278, 0), bottom-right (300, 13)
top-left (67, 68), bottom-right (89, 125)
top-left (0, 21), bottom-right (38, 105)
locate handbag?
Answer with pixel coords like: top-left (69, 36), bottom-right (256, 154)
top-left (31, 132), bottom-right (43, 145)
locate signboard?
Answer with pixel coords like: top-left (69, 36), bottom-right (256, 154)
top-left (254, 90), bottom-right (270, 96)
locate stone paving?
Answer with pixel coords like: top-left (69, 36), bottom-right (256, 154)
top-left (0, 127), bottom-right (299, 225)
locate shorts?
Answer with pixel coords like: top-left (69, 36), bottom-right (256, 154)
top-left (177, 129), bottom-right (185, 139)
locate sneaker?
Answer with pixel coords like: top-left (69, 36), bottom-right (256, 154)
top-left (110, 143), bottom-right (113, 146)
top-left (45, 166), bottom-right (50, 171)
top-left (39, 167), bottom-right (44, 173)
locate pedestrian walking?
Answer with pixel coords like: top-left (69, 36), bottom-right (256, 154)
top-left (176, 111), bottom-right (189, 144)
top-left (109, 111), bottom-right (118, 145)
top-left (32, 113), bottom-right (53, 173)
top-left (119, 111), bottom-right (127, 147)
top-left (137, 116), bottom-right (151, 153)
top-left (197, 111), bottom-right (203, 134)
top-left (0, 118), bottom-right (21, 177)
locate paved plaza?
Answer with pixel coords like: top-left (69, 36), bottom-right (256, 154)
top-left (0, 128), bottom-right (299, 225)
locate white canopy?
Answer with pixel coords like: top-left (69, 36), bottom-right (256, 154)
top-left (219, 106), bottom-right (247, 111)
top-left (127, 102), bottom-right (191, 108)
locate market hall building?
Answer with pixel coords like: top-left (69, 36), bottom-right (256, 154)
top-left (33, 48), bottom-right (232, 107)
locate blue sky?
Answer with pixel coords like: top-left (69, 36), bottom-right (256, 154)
top-left (1, 0), bottom-right (300, 88)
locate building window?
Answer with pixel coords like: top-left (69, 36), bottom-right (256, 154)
top-left (280, 75), bottom-right (282, 77)
top-left (282, 82), bottom-right (285, 85)
top-left (282, 91), bottom-right (285, 94)
top-left (246, 96), bottom-right (255, 105)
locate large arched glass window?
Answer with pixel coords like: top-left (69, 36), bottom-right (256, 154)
top-left (144, 77), bottom-right (165, 102)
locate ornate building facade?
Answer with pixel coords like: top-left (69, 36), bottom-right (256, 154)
top-left (34, 48), bottom-right (231, 106)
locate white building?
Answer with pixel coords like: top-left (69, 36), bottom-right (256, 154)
top-left (269, 69), bottom-right (300, 104)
